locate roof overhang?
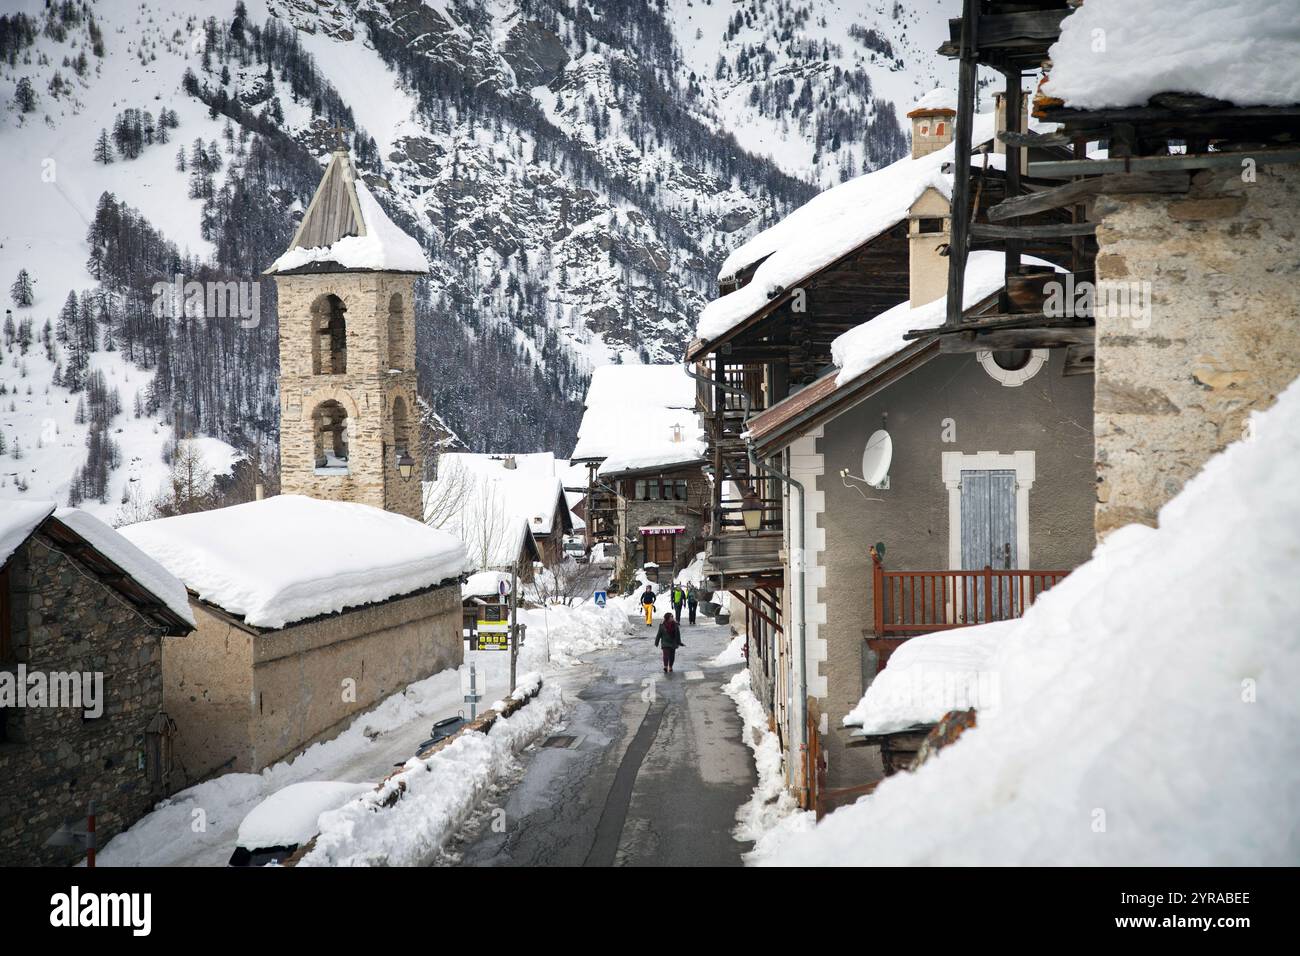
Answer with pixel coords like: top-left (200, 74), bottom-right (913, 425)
top-left (687, 223), bottom-right (906, 362)
top-left (748, 290), bottom-right (1001, 457)
top-left (598, 457), bottom-right (707, 481)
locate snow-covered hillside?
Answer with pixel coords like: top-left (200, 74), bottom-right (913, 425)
top-left (671, 0), bottom-right (956, 187)
top-left (1, 0), bottom-right (962, 508)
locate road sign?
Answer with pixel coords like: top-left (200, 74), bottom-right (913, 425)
top-left (594, 590), bottom-right (607, 607)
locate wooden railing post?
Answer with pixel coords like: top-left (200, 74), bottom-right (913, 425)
top-left (983, 565), bottom-right (993, 623)
top-left (871, 547), bottom-right (884, 637)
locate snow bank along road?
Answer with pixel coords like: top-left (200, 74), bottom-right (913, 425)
top-left (444, 615), bottom-right (757, 866)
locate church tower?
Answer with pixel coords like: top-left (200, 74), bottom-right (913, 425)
top-left (266, 144), bottom-right (428, 521)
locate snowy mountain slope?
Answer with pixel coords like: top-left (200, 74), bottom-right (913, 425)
top-left (670, 0), bottom-right (957, 187)
top-left (2, 0), bottom-right (963, 508)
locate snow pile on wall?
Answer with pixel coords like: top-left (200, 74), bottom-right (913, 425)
top-left (300, 682), bottom-right (565, 866)
top-left (268, 179), bottom-right (429, 274)
top-left (765, 376), bottom-right (1300, 866)
top-left (843, 621), bottom-right (1015, 734)
top-left (698, 112), bottom-right (999, 343)
top-left (120, 495), bottom-right (467, 629)
top-left (1043, 0), bottom-right (1300, 110)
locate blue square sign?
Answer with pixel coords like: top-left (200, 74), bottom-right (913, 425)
top-left (594, 590), bottom-right (607, 607)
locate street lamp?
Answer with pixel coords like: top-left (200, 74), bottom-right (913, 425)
top-left (741, 495), bottom-right (763, 536)
top-left (396, 448), bottom-right (415, 481)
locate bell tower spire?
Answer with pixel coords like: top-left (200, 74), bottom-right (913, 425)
top-left (264, 145), bottom-right (429, 521)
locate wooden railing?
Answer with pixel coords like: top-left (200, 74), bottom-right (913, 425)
top-left (871, 549), bottom-right (1067, 637)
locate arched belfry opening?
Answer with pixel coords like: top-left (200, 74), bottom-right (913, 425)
top-left (312, 399), bottom-right (350, 473)
top-left (311, 294), bottom-right (348, 375)
top-left (387, 293), bottom-right (405, 370)
top-left (391, 395), bottom-right (410, 456)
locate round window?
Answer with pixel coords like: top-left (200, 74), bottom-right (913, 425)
top-left (992, 349), bottom-right (1031, 371)
top-left (977, 348), bottom-right (1049, 387)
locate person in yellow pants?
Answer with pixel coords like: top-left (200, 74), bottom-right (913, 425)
top-left (640, 584), bottom-right (656, 626)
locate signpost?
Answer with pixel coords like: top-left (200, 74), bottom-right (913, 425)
top-left (462, 663), bottom-right (482, 720)
top-left (594, 590), bottom-right (607, 608)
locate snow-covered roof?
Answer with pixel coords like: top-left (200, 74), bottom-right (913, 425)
top-left (436, 454), bottom-right (566, 536)
top-left (701, 111), bottom-right (1000, 342)
top-left (844, 621), bottom-right (1015, 734)
top-left (1, 500), bottom-right (194, 630)
top-left (266, 149), bottom-right (429, 275)
top-left (462, 570), bottom-right (513, 600)
top-left (1042, 0), bottom-right (1300, 110)
top-left (908, 86), bottom-right (957, 115)
top-left (571, 364), bottom-right (705, 473)
top-left (762, 371), bottom-right (1300, 866)
top-left (0, 500), bottom-right (56, 568)
top-left (119, 496), bottom-right (467, 630)
top-left (54, 508), bottom-right (196, 629)
top-left (831, 252), bottom-right (1063, 387)
top-left (236, 781), bottom-right (372, 851)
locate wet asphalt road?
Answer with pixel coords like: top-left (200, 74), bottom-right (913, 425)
top-left (445, 616), bottom-right (755, 867)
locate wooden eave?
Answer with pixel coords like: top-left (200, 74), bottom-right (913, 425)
top-left (686, 221), bottom-right (911, 363)
top-left (597, 458), bottom-right (708, 481)
top-left (39, 518), bottom-right (194, 636)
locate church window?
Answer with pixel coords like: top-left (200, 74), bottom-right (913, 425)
top-left (311, 294), bottom-right (348, 375)
top-left (387, 293), bottom-right (405, 370)
top-left (312, 400), bottom-right (350, 474)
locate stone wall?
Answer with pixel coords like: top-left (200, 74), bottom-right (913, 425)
top-left (1092, 163), bottom-right (1300, 536)
top-left (0, 533), bottom-right (168, 866)
top-left (167, 583), bottom-right (463, 783)
top-left (275, 270), bottom-right (424, 521)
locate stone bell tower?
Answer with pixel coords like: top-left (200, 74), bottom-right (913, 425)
top-left (265, 143), bottom-right (429, 521)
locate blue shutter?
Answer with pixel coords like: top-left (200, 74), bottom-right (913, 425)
top-left (960, 469), bottom-right (1018, 621)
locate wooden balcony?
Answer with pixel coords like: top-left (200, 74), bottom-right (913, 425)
top-left (868, 550), bottom-right (1067, 672)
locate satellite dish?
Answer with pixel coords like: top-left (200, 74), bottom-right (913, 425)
top-left (862, 429), bottom-right (892, 489)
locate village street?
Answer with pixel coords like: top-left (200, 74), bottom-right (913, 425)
top-left (444, 613), bottom-right (756, 867)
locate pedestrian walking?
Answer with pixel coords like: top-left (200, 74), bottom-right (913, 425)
top-left (687, 586), bottom-right (699, 625)
top-left (670, 582), bottom-right (687, 622)
top-left (640, 584), bottom-right (656, 626)
top-left (655, 612), bottom-right (683, 674)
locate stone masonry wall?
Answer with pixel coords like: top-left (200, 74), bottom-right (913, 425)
top-left (1093, 163), bottom-right (1300, 535)
top-left (0, 533), bottom-right (167, 865)
top-left (276, 271), bottom-right (423, 521)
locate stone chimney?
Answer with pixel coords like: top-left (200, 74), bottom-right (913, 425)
top-left (502, 455), bottom-right (517, 470)
top-left (907, 87), bottom-right (957, 160)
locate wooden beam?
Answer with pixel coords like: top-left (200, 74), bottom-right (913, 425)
top-left (939, 326), bottom-right (1094, 352)
top-left (1029, 147), bottom-right (1300, 178)
top-left (971, 221), bottom-right (1096, 240)
top-left (945, 0), bottom-right (979, 329)
top-left (986, 171), bottom-right (1190, 221)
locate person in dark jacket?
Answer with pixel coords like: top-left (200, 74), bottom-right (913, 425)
top-left (640, 584), bottom-right (656, 626)
top-left (655, 612), bottom-right (683, 673)
top-left (687, 586), bottom-right (699, 625)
